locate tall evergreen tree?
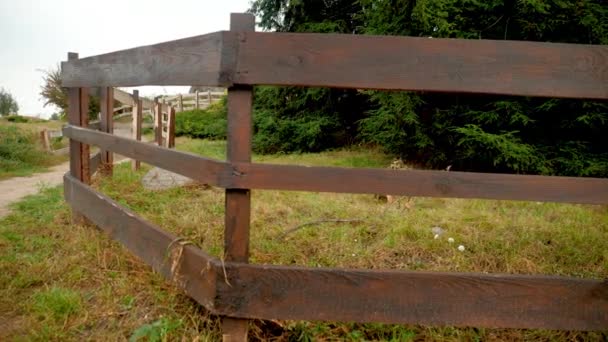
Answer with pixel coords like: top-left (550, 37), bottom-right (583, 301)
top-left (250, 0), bottom-right (608, 176)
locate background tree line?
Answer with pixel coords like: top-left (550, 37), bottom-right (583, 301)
top-left (242, 0), bottom-right (608, 177)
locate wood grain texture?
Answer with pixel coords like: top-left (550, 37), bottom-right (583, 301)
top-left (223, 13), bottom-right (255, 342)
top-left (61, 32), bottom-right (227, 87)
top-left (132, 90), bottom-right (142, 170)
top-left (155, 102), bottom-right (163, 145)
top-left (230, 162), bottom-right (608, 205)
top-left (63, 174), bottom-right (217, 308)
top-left (63, 125), bottom-right (228, 185)
top-left (61, 127), bottom-right (608, 204)
top-left (215, 262), bottom-right (608, 330)
top-left (234, 32), bottom-right (608, 99)
top-left (89, 152), bottom-right (102, 177)
top-left (100, 87), bottom-right (114, 175)
top-left (166, 107), bottom-right (175, 148)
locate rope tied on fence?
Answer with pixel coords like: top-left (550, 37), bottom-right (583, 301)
top-left (165, 237), bottom-right (194, 287)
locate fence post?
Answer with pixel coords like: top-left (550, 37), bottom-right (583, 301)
top-left (100, 87), bottom-right (114, 176)
top-left (178, 94), bottom-right (183, 112)
top-left (208, 89), bottom-right (212, 104)
top-left (67, 52), bottom-right (91, 224)
top-left (132, 90), bottom-right (142, 170)
top-left (40, 129), bottom-right (51, 152)
top-left (221, 12), bottom-right (255, 342)
top-left (166, 106), bottom-right (175, 148)
top-left (195, 91), bottom-right (200, 109)
top-left (154, 99), bottom-right (162, 146)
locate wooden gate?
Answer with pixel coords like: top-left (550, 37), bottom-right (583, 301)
top-left (61, 12), bottom-right (608, 341)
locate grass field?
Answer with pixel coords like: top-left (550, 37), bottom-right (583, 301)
top-left (1, 137), bottom-right (607, 341)
top-left (0, 117), bottom-right (67, 179)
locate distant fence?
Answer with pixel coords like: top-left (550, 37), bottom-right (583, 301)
top-left (41, 88), bottom-right (177, 165)
top-left (159, 90), bottom-right (224, 112)
top-left (60, 12), bottom-right (608, 341)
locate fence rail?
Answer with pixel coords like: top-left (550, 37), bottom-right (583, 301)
top-left (61, 12), bottom-right (608, 341)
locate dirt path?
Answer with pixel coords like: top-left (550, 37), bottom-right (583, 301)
top-left (0, 123), bottom-right (136, 218)
top-left (0, 162), bottom-right (69, 217)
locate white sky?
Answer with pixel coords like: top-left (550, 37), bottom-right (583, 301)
top-left (0, 0), bottom-right (252, 118)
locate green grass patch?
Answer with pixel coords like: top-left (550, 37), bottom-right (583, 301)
top-left (0, 137), bottom-right (606, 340)
top-left (31, 287), bottom-right (82, 321)
top-left (0, 124), bottom-right (66, 179)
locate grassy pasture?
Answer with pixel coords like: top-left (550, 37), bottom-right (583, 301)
top-left (0, 118), bottom-right (67, 180)
top-left (0, 137), bottom-right (606, 341)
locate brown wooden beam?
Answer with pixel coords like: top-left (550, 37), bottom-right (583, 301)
top-left (66, 52), bottom-right (90, 224)
top-left (222, 12), bottom-right (255, 342)
top-left (99, 87), bottom-right (114, 176)
top-left (131, 90), bottom-right (142, 170)
top-left (62, 125), bottom-right (227, 186)
top-left (63, 174), bottom-right (608, 331)
top-left (62, 126), bottom-right (608, 205)
top-left (64, 174), bottom-right (217, 307)
top-left (61, 32), bottom-right (227, 87)
top-left (89, 152), bottom-right (102, 177)
top-left (230, 162), bottom-right (608, 205)
top-left (215, 262), bottom-right (608, 331)
top-left (234, 32), bottom-right (608, 99)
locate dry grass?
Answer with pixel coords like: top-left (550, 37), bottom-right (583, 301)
top-left (0, 137), bottom-right (606, 341)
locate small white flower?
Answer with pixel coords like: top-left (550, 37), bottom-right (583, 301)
top-left (458, 245), bottom-right (465, 252)
top-left (433, 234), bottom-right (439, 239)
top-left (351, 253), bottom-right (356, 257)
top-left (448, 237), bottom-right (455, 243)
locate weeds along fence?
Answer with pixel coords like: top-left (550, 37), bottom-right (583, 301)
top-left (60, 13), bottom-right (608, 340)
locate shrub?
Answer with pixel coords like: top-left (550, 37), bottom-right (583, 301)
top-left (174, 98), bottom-right (227, 140)
top-left (6, 115), bottom-right (29, 123)
top-left (252, 86), bottom-right (368, 154)
top-left (0, 125), bottom-right (53, 174)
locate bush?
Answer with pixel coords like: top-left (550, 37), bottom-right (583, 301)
top-left (252, 86), bottom-right (368, 154)
top-left (249, 0), bottom-right (608, 177)
top-left (6, 115), bottom-right (29, 123)
top-left (0, 126), bottom-right (54, 174)
top-left (174, 98), bottom-right (227, 140)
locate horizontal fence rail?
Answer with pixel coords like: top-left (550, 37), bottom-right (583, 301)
top-left (64, 174), bottom-right (217, 307)
top-left (63, 125), bottom-right (226, 184)
top-left (61, 32), bottom-right (228, 87)
top-left (62, 32), bottom-right (608, 99)
top-left (64, 125), bottom-right (608, 205)
top-left (62, 13), bottom-right (608, 338)
top-left (64, 174), bottom-right (608, 331)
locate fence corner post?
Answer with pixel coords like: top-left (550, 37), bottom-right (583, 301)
top-left (221, 12), bottom-right (255, 342)
top-left (66, 51), bottom-right (91, 225)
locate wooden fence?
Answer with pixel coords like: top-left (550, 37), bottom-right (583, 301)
top-left (60, 13), bottom-right (608, 341)
top-left (159, 90), bottom-right (224, 112)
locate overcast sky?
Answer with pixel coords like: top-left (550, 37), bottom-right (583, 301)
top-left (0, 0), bottom-right (252, 118)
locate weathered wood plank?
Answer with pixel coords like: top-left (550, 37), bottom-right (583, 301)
top-left (215, 262), bottom-right (608, 331)
top-left (67, 51), bottom-right (90, 224)
top-left (89, 152), bottom-right (102, 177)
top-left (234, 32), bottom-right (608, 99)
top-left (61, 32), bottom-right (227, 87)
top-left (132, 90), bottom-right (142, 170)
top-left (63, 125), bottom-right (227, 185)
top-left (165, 107), bottom-right (175, 148)
top-left (230, 163), bottom-right (608, 205)
top-left (222, 12), bottom-right (255, 342)
top-left (63, 174), bottom-right (217, 308)
top-left (100, 87), bottom-right (114, 175)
